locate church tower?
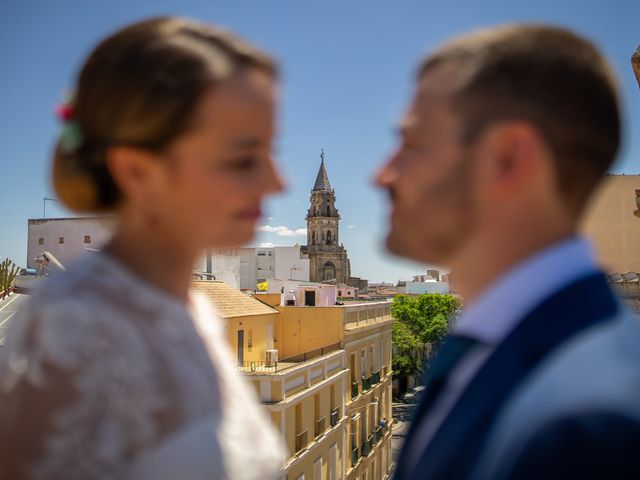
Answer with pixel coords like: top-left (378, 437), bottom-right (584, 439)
top-left (306, 150), bottom-right (351, 283)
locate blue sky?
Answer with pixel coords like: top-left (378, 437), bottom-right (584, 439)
top-left (1, 0), bottom-right (639, 282)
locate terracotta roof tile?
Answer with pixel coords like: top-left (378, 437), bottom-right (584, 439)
top-left (191, 281), bottom-right (277, 318)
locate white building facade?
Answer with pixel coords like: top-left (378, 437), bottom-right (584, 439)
top-left (239, 244), bottom-right (310, 290)
top-left (194, 249), bottom-right (242, 289)
top-left (27, 217), bottom-right (115, 269)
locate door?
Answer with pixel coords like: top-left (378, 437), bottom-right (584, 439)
top-left (305, 290), bottom-right (316, 306)
top-left (237, 330), bottom-right (244, 366)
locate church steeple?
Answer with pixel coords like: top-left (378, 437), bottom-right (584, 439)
top-left (313, 149), bottom-right (333, 192)
top-left (305, 149), bottom-right (351, 284)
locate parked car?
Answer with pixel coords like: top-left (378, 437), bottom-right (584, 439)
top-left (402, 385), bottom-right (425, 404)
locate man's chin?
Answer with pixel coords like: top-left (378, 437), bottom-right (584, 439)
top-left (385, 231), bottom-right (420, 262)
top-left (385, 231), bottom-right (447, 266)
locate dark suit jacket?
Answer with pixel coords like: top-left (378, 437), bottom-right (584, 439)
top-left (394, 273), bottom-right (640, 480)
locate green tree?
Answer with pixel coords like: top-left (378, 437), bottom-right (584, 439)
top-left (391, 293), bottom-right (459, 380)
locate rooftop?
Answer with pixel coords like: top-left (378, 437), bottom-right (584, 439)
top-left (312, 149), bottom-right (333, 192)
top-left (191, 281), bottom-right (278, 318)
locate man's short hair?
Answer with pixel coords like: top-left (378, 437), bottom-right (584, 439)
top-left (420, 24), bottom-right (621, 211)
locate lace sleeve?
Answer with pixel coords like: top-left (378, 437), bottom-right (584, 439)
top-left (0, 298), bottom-right (167, 480)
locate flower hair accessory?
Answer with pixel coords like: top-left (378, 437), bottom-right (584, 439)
top-left (56, 97), bottom-right (84, 154)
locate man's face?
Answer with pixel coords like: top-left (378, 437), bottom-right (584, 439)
top-left (376, 68), bottom-right (478, 266)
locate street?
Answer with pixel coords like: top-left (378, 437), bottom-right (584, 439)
top-left (391, 401), bottom-right (417, 474)
top-left (0, 293), bottom-right (27, 345)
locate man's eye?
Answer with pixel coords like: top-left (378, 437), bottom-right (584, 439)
top-left (227, 156), bottom-right (259, 171)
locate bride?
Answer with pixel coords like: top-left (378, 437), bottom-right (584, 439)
top-left (0, 17), bottom-right (286, 480)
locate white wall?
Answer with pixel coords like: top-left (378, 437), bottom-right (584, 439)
top-left (195, 248), bottom-right (241, 289)
top-left (239, 247), bottom-right (257, 290)
top-left (405, 281), bottom-right (450, 295)
top-left (274, 246), bottom-right (310, 282)
top-left (264, 279), bottom-right (337, 306)
top-left (27, 217), bottom-right (115, 269)
top-left (239, 245), bottom-right (310, 290)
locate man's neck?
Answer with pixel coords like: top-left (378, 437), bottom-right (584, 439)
top-left (450, 222), bottom-right (575, 305)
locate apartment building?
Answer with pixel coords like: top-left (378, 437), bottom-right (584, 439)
top-left (194, 281), bottom-right (393, 480)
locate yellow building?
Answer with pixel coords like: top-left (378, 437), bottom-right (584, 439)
top-left (194, 281), bottom-right (393, 480)
top-left (342, 304), bottom-right (394, 480)
top-left (581, 174), bottom-right (640, 273)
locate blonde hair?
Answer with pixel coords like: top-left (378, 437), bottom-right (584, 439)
top-left (53, 16), bottom-right (277, 212)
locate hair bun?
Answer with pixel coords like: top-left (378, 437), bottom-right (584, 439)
top-left (52, 142), bottom-right (107, 213)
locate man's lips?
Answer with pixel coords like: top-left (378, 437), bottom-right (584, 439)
top-left (237, 208), bottom-right (262, 221)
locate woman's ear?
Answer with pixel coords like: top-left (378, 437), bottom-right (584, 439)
top-left (105, 146), bottom-right (163, 202)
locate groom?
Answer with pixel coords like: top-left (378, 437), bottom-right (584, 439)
top-left (377, 24), bottom-right (640, 479)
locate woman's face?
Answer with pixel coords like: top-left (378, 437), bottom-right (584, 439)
top-left (148, 68), bottom-right (284, 252)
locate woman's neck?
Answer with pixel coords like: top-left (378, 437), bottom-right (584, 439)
top-left (105, 221), bottom-right (196, 304)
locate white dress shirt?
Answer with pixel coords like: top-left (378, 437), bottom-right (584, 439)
top-left (406, 236), bottom-right (600, 469)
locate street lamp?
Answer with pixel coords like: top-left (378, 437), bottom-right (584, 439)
top-left (43, 197), bottom-right (60, 219)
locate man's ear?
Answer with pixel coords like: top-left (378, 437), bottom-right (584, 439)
top-left (105, 146), bottom-right (162, 202)
top-left (475, 121), bottom-right (545, 198)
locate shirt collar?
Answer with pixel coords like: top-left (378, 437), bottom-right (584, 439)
top-left (454, 236), bottom-right (600, 345)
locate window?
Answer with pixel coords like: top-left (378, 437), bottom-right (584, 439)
top-left (314, 393), bottom-right (320, 422)
top-left (329, 443), bottom-right (338, 480)
top-left (84, 235), bottom-right (91, 244)
top-left (361, 349), bottom-right (366, 377)
top-left (247, 329), bottom-right (253, 352)
top-left (351, 353), bottom-right (357, 383)
top-left (370, 345), bottom-right (375, 373)
top-left (313, 457), bottom-right (322, 479)
top-left (58, 237), bottom-right (64, 244)
top-left (38, 238), bottom-right (44, 245)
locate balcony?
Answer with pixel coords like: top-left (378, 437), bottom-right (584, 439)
top-left (374, 426), bottom-right (383, 444)
top-left (237, 360), bottom-right (279, 373)
top-left (361, 436), bottom-right (372, 457)
top-left (362, 375), bottom-right (372, 391)
top-left (315, 417), bottom-right (326, 438)
top-left (330, 407), bottom-right (340, 427)
top-left (351, 381), bottom-right (359, 399)
top-left (295, 430), bottom-right (308, 454)
top-left (380, 418), bottom-right (389, 433)
top-left (351, 446), bottom-right (360, 467)
top-left (343, 301), bottom-right (392, 329)
top-left (371, 370), bottom-right (381, 385)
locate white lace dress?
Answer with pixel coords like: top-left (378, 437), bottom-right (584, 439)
top-left (0, 252), bottom-right (285, 480)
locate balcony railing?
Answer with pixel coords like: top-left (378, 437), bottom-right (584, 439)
top-left (295, 430), bottom-right (308, 454)
top-left (237, 360), bottom-right (279, 373)
top-left (374, 426), bottom-right (383, 444)
top-left (351, 381), bottom-right (359, 399)
top-left (362, 436), bottom-right (372, 457)
top-left (362, 375), bottom-right (372, 391)
top-left (372, 370), bottom-right (381, 385)
top-left (315, 417), bottom-right (326, 438)
top-left (380, 418), bottom-right (389, 433)
top-left (351, 446), bottom-right (360, 467)
top-left (330, 407), bottom-right (340, 427)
